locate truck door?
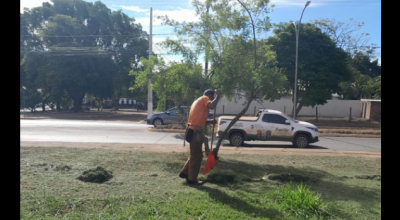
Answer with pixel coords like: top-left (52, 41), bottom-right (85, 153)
top-left (258, 114), bottom-right (273, 140)
top-left (262, 114), bottom-right (292, 141)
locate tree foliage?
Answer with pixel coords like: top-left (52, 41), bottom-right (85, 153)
top-left (311, 18), bottom-right (381, 101)
top-left (20, 0), bottom-right (148, 112)
top-left (156, 0), bottom-right (287, 157)
top-left (312, 18), bottom-right (378, 58)
top-left (338, 71), bottom-right (381, 100)
top-left (130, 56), bottom-right (205, 113)
top-left (267, 22), bottom-right (352, 115)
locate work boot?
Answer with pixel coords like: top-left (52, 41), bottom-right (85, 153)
top-left (178, 173), bottom-right (188, 179)
top-left (186, 179), bottom-right (204, 185)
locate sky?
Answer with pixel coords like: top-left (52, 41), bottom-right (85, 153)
top-left (20, 0), bottom-right (381, 66)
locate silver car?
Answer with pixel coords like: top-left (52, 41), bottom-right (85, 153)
top-left (147, 106), bottom-right (213, 127)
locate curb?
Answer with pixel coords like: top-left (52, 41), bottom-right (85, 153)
top-left (147, 128), bottom-right (380, 138)
top-left (20, 141), bottom-right (381, 158)
top-left (148, 128), bottom-right (186, 133)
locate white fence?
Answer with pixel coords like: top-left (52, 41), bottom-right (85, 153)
top-left (215, 96), bottom-right (362, 118)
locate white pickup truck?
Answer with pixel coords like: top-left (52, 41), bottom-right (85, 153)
top-left (216, 109), bottom-right (319, 148)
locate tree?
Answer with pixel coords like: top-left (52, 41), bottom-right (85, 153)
top-left (351, 52), bottom-right (381, 78)
top-left (20, 0), bottom-right (148, 112)
top-left (365, 76), bottom-right (381, 99)
top-left (338, 72), bottom-right (381, 100)
top-left (23, 52), bottom-right (117, 112)
top-left (312, 18), bottom-right (379, 59)
top-left (156, 0), bottom-right (287, 158)
top-left (311, 19), bottom-right (381, 101)
top-left (130, 56), bottom-right (205, 118)
top-left (267, 22), bottom-right (352, 115)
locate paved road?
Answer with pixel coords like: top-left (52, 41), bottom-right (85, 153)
top-left (20, 119), bottom-right (381, 152)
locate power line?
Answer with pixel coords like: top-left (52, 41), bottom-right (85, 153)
top-left (20, 35), bottom-right (381, 48)
top-left (154, 44), bottom-right (171, 62)
top-left (20, 33), bottom-right (175, 38)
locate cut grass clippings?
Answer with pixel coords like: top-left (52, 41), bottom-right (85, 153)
top-left (77, 166), bottom-right (113, 183)
top-left (20, 147), bottom-right (381, 220)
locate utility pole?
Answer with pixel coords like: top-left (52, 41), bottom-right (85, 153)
top-left (147, 7), bottom-right (153, 115)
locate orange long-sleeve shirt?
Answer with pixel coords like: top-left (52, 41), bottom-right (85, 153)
top-left (186, 96), bottom-right (211, 129)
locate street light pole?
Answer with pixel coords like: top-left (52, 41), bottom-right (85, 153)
top-left (293, 1), bottom-right (311, 120)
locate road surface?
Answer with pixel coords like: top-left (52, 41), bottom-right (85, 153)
top-left (20, 119), bottom-right (381, 152)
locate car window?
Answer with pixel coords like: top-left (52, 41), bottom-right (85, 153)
top-left (168, 108), bottom-right (177, 115)
top-left (262, 114), bottom-right (287, 124)
top-left (262, 114), bottom-right (269, 122)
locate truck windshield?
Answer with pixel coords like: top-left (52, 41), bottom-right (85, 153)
top-left (281, 113), bottom-right (298, 123)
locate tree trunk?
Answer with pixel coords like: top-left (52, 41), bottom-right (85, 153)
top-left (72, 93), bottom-right (85, 113)
top-left (213, 93), bottom-right (254, 159)
top-left (41, 97), bottom-right (48, 112)
top-left (295, 102), bottom-right (303, 118)
top-left (113, 97), bottom-right (119, 110)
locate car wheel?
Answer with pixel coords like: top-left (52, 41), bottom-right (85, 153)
top-left (229, 133), bottom-right (244, 146)
top-left (293, 134), bottom-right (310, 148)
top-left (153, 118), bottom-right (163, 127)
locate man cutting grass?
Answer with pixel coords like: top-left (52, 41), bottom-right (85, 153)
top-left (179, 89), bottom-right (221, 185)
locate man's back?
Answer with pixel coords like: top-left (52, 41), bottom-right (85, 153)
top-left (187, 96), bottom-right (210, 129)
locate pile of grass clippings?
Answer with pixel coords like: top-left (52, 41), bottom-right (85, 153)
top-left (77, 166), bottom-right (113, 183)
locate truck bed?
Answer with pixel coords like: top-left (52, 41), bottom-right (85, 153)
top-left (219, 116), bottom-right (259, 121)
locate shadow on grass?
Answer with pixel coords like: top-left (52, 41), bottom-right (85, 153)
top-left (172, 135), bottom-right (327, 150)
top-left (164, 157), bottom-right (380, 218)
top-left (190, 185), bottom-right (284, 219)
top-left (221, 143), bottom-right (328, 150)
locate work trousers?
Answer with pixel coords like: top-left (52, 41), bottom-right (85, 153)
top-left (180, 130), bottom-right (204, 181)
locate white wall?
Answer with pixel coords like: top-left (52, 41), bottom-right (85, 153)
top-left (215, 96), bottom-right (362, 118)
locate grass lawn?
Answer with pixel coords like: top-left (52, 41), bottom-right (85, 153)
top-left (20, 147), bottom-right (381, 220)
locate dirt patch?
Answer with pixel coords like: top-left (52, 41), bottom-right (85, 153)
top-left (32, 163), bottom-right (48, 167)
top-left (299, 117), bottom-right (381, 129)
top-left (54, 165), bottom-right (72, 171)
top-left (77, 166), bottom-right (113, 183)
top-left (152, 121), bottom-right (381, 138)
top-left (266, 172), bottom-right (315, 183)
top-left (206, 171), bottom-right (236, 184)
top-left (344, 175), bottom-right (381, 181)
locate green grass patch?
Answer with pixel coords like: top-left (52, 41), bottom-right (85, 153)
top-left (20, 147), bottom-right (381, 219)
top-left (272, 182), bottom-right (330, 219)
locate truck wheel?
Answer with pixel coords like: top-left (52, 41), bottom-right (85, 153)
top-left (293, 134), bottom-right (309, 148)
top-left (229, 133), bottom-right (244, 146)
top-left (153, 118), bottom-right (163, 127)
